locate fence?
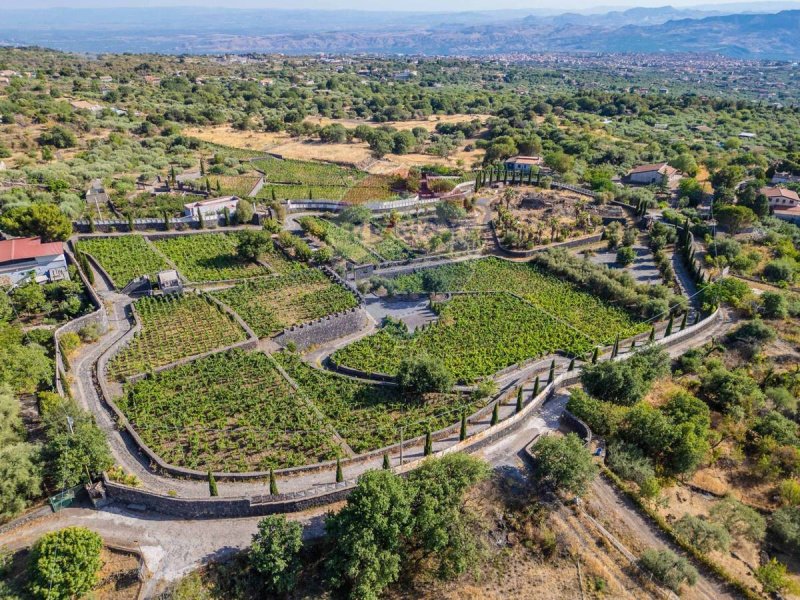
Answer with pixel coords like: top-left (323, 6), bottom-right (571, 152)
top-left (286, 196), bottom-right (444, 214)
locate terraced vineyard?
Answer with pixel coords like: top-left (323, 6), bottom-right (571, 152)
top-left (212, 269), bottom-right (359, 338)
top-left (108, 293), bottom-right (247, 380)
top-left (299, 217), bottom-right (380, 264)
top-left (119, 349), bottom-right (341, 472)
top-left (389, 257), bottom-right (648, 342)
top-left (372, 233), bottom-right (415, 261)
top-left (76, 236), bottom-right (170, 288)
top-left (331, 293), bottom-right (595, 383)
top-left (152, 233), bottom-right (274, 281)
top-left (251, 156), bottom-right (363, 187)
top-left (274, 352), bottom-right (485, 453)
top-left (258, 183), bottom-right (350, 201)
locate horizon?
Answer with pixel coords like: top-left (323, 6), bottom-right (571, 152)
top-left (2, 0), bottom-right (799, 12)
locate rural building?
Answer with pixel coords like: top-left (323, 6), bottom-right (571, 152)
top-left (738, 132), bottom-right (757, 139)
top-left (774, 205), bottom-right (800, 225)
top-left (157, 270), bottom-right (183, 294)
top-left (761, 186), bottom-right (800, 209)
top-left (626, 162), bottom-right (680, 186)
top-left (183, 196), bottom-right (239, 219)
top-left (771, 171), bottom-right (800, 185)
top-left (0, 237), bottom-right (69, 286)
top-left (504, 156), bottom-right (542, 174)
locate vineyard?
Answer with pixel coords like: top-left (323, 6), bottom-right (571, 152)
top-left (212, 269), bottom-right (359, 338)
top-left (274, 352), bottom-right (485, 453)
top-left (108, 293), bottom-right (248, 380)
top-left (251, 156), bottom-right (363, 187)
top-left (372, 233), bottom-right (415, 261)
top-left (389, 257), bottom-right (649, 343)
top-left (119, 349), bottom-right (341, 472)
top-left (197, 175), bottom-right (260, 197)
top-left (341, 174), bottom-right (398, 204)
top-left (299, 217), bottom-right (380, 264)
top-left (257, 183), bottom-right (350, 201)
top-left (331, 293), bottom-right (595, 383)
top-left (77, 236), bottom-right (170, 288)
top-left (111, 192), bottom-right (196, 219)
top-left (152, 233), bottom-right (272, 281)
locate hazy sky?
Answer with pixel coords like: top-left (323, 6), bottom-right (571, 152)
top-left (1, 0), bottom-right (794, 10)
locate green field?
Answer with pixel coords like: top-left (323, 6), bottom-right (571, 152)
top-left (77, 236), bottom-right (170, 288)
top-left (119, 349), bottom-right (340, 472)
top-left (108, 293), bottom-right (247, 380)
top-left (212, 269), bottom-right (359, 338)
top-left (299, 217), bottom-right (380, 264)
top-left (331, 293), bottom-right (595, 383)
top-left (152, 233), bottom-right (274, 281)
top-left (274, 352), bottom-right (485, 453)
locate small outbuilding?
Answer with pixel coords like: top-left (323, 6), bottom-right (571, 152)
top-left (157, 270), bottom-right (183, 295)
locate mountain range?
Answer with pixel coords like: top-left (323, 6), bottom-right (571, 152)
top-left (1, 4), bottom-right (800, 59)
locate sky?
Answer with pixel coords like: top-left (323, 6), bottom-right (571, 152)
top-left (1, 0), bottom-right (796, 10)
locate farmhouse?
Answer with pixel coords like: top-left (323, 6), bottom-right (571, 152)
top-left (626, 162), bottom-right (680, 186)
top-left (504, 156), bottom-right (542, 174)
top-left (183, 196), bottom-right (240, 219)
top-left (771, 171), bottom-right (800, 185)
top-left (760, 186), bottom-right (800, 209)
top-left (0, 237), bottom-right (69, 286)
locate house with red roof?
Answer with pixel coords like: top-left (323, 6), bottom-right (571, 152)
top-left (760, 186), bottom-right (800, 210)
top-left (626, 162), bottom-right (680, 186)
top-left (0, 237), bottom-right (68, 286)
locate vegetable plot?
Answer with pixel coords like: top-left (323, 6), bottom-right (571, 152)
top-left (77, 236), bottom-right (170, 288)
top-left (274, 352), bottom-right (485, 453)
top-left (119, 349), bottom-right (340, 472)
top-left (153, 233), bottom-right (272, 282)
top-left (108, 292), bottom-right (247, 380)
top-left (212, 269), bottom-right (359, 338)
top-left (331, 293), bottom-right (595, 383)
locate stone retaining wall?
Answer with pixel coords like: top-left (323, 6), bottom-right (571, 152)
top-left (274, 306), bottom-right (369, 351)
top-left (561, 409), bottom-right (592, 446)
top-left (491, 221), bottom-right (604, 257)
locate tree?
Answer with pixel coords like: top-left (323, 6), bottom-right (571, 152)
top-left (715, 205), bottom-right (756, 234)
top-left (249, 515), bottom-right (303, 594)
top-left (207, 470), bottom-right (218, 497)
top-left (326, 470), bottom-right (412, 600)
top-left (45, 413), bottom-right (113, 488)
top-left (336, 458), bottom-right (343, 483)
top-left (616, 245), bottom-right (636, 266)
top-left (28, 527), bottom-right (103, 600)
top-left (529, 433), bottom-right (597, 497)
top-left (460, 411), bottom-right (467, 440)
top-left (235, 199), bottom-right (254, 225)
top-left (761, 292), bottom-right (789, 319)
top-left (673, 514), bottom-right (731, 553)
top-left (406, 454), bottom-right (490, 579)
top-left (516, 387), bottom-right (524, 413)
top-left (0, 203), bottom-right (72, 242)
top-left (38, 125), bottom-right (77, 149)
top-left (424, 431), bottom-right (433, 456)
top-left (269, 468), bottom-right (278, 495)
top-left (397, 353), bottom-right (453, 394)
top-left (383, 454), bottom-right (391, 470)
top-left (435, 201), bottom-right (466, 223)
top-left (236, 229), bottom-right (273, 261)
top-left (0, 442), bottom-right (42, 520)
top-left (639, 549), bottom-right (697, 593)
top-left (339, 205), bottom-right (372, 225)
top-left (770, 507), bottom-right (800, 554)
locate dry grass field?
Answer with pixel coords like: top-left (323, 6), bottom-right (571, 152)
top-left (183, 126), bottom-right (291, 150)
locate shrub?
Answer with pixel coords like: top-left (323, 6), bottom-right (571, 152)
top-left (755, 558), bottom-right (795, 595)
top-left (673, 514), bottom-right (731, 553)
top-left (28, 527), bottom-right (103, 600)
top-left (763, 258), bottom-right (796, 284)
top-left (249, 516), bottom-right (303, 594)
top-left (761, 291), bottom-right (789, 319)
top-left (616, 245), bottom-right (636, 266)
top-left (638, 549), bottom-right (698, 593)
top-left (779, 479), bottom-right (800, 507)
top-left (768, 506), bottom-right (800, 553)
top-left (606, 441), bottom-right (659, 498)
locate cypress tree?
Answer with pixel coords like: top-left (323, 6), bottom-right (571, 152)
top-left (503, 169), bottom-right (508, 184)
top-left (197, 210), bottom-right (205, 229)
top-left (127, 213), bottom-right (134, 232)
top-left (205, 179), bottom-right (211, 193)
top-left (200, 158), bottom-right (205, 176)
top-left (665, 314), bottom-right (674, 336)
top-left (271, 187), bottom-right (277, 202)
top-left (568, 357), bottom-right (575, 371)
top-left (516, 387), bottom-right (524, 413)
top-left (223, 207), bottom-right (230, 227)
top-left (532, 375), bottom-right (540, 396)
top-left (269, 468), bottom-right (278, 495)
top-left (382, 453), bottom-right (390, 470)
top-left (208, 470), bottom-right (218, 497)
top-left (630, 338), bottom-right (637, 350)
top-left (694, 312), bottom-right (701, 325)
top-left (87, 214), bottom-right (95, 233)
top-left (216, 179), bottom-right (222, 192)
top-left (680, 311), bottom-right (688, 331)
top-left (164, 211), bottom-right (172, 231)
top-left (611, 334), bottom-right (619, 358)
top-left (649, 326), bottom-right (655, 342)
top-left (424, 431), bottom-right (432, 456)
top-left (491, 402), bottom-right (499, 426)
top-left (591, 347), bottom-right (599, 364)
top-left (527, 169), bottom-right (533, 184)
top-left (335, 458), bottom-right (343, 483)
top-left (548, 359), bottom-right (555, 384)
top-left (460, 411), bottom-right (467, 441)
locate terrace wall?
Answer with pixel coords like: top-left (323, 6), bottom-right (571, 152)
top-left (274, 306), bottom-right (369, 351)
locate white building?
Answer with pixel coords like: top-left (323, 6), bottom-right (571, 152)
top-left (627, 162), bottom-right (680, 186)
top-left (761, 186), bottom-right (800, 209)
top-left (0, 237), bottom-right (69, 286)
top-left (183, 196), bottom-right (240, 219)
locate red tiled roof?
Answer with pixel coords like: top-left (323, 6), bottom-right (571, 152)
top-left (761, 187), bottom-right (800, 202)
top-left (628, 162), bottom-right (674, 175)
top-left (0, 237), bottom-right (64, 263)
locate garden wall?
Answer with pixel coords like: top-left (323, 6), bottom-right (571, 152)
top-left (274, 306), bottom-right (369, 351)
top-left (491, 220), bottom-right (603, 257)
